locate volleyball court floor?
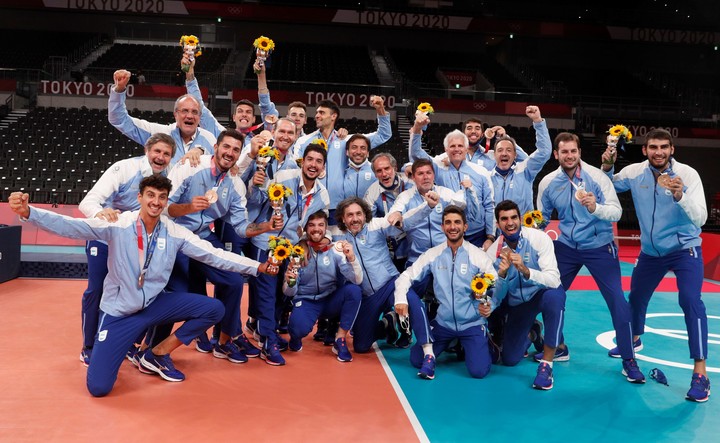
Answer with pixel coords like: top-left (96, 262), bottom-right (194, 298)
top-left (0, 261), bottom-right (718, 442)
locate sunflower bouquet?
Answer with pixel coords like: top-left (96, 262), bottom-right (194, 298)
top-left (267, 183), bottom-right (293, 217)
top-left (179, 35), bottom-right (202, 73)
top-left (253, 35), bottom-right (275, 74)
top-left (416, 102), bottom-right (433, 130)
top-left (287, 244), bottom-right (306, 287)
top-left (606, 124), bottom-right (633, 160)
top-left (268, 235), bottom-right (293, 264)
top-left (471, 272), bottom-right (495, 305)
top-left (522, 210), bottom-right (544, 229)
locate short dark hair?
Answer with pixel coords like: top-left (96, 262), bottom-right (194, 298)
top-left (644, 128), bottom-right (673, 146)
top-left (462, 117), bottom-right (483, 131)
top-left (553, 132), bottom-right (580, 151)
top-left (306, 209), bottom-right (328, 226)
top-left (442, 205), bottom-right (466, 224)
top-left (317, 99), bottom-right (340, 119)
top-left (335, 197), bottom-right (372, 230)
top-left (345, 134), bottom-right (370, 151)
top-left (139, 175), bottom-right (172, 194)
top-left (217, 128), bottom-right (245, 146)
top-left (303, 144), bottom-right (327, 164)
top-left (411, 158), bottom-right (434, 175)
top-left (494, 135), bottom-right (518, 152)
top-left (235, 99), bottom-right (255, 113)
top-left (494, 199), bottom-right (520, 221)
top-left (145, 133), bottom-right (177, 158)
top-left (288, 101), bottom-right (307, 112)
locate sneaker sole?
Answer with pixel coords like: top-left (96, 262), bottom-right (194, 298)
top-left (685, 393), bottom-right (710, 403)
top-left (608, 344), bottom-right (644, 359)
top-left (195, 343), bottom-right (213, 353)
top-left (417, 372), bottom-right (435, 380)
top-left (140, 356), bottom-right (185, 382)
top-left (130, 355), bottom-right (157, 375)
top-left (79, 353), bottom-right (89, 367)
top-left (621, 370), bottom-right (646, 384)
top-left (532, 381), bottom-right (554, 390)
top-left (260, 354), bottom-right (285, 366)
top-left (212, 351), bottom-right (248, 364)
top-left (533, 353), bottom-right (570, 363)
top-left (332, 346), bottom-right (353, 362)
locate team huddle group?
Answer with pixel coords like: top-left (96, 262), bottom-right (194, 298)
top-left (7, 54), bottom-right (710, 402)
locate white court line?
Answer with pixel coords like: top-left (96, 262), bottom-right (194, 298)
top-left (373, 343), bottom-right (430, 443)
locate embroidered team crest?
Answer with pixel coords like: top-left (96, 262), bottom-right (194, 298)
top-left (365, 172), bottom-right (371, 181)
top-left (295, 300), bottom-right (303, 308)
top-left (98, 330), bottom-right (108, 342)
top-left (222, 188), bottom-right (229, 199)
top-left (90, 247), bottom-right (98, 256)
top-left (333, 140), bottom-right (341, 150)
top-left (157, 238), bottom-right (166, 250)
top-left (435, 204), bottom-right (443, 214)
top-left (460, 263), bottom-right (468, 275)
top-left (359, 236), bottom-right (366, 245)
top-left (323, 256), bottom-right (331, 266)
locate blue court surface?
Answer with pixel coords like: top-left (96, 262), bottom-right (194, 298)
top-left (378, 263), bottom-right (719, 443)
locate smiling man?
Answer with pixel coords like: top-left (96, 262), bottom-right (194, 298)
top-left (8, 175), bottom-right (277, 397)
top-left (537, 132), bottom-right (645, 384)
top-left (109, 69), bottom-right (216, 167)
top-left (157, 129), bottom-right (282, 364)
top-left (343, 134), bottom-right (376, 200)
top-left (602, 128), bottom-right (710, 402)
top-left (76, 133), bottom-right (175, 366)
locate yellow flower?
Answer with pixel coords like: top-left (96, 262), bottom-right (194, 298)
top-left (284, 187), bottom-right (293, 198)
top-left (626, 132), bottom-right (632, 141)
top-left (268, 184), bottom-right (286, 201)
top-left (609, 125), bottom-right (623, 136)
top-left (523, 214), bottom-right (534, 227)
top-left (312, 140), bottom-right (328, 151)
top-left (292, 245), bottom-right (305, 257)
top-left (295, 158), bottom-right (304, 167)
top-left (180, 35), bottom-right (199, 46)
top-left (195, 50), bottom-right (202, 57)
top-left (253, 36), bottom-right (275, 52)
top-left (273, 244), bottom-right (290, 261)
top-left (471, 275), bottom-right (488, 295)
top-left (417, 102), bottom-right (434, 114)
top-left (258, 146), bottom-right (271, 157)
top-left (532, 210), bottom-right (542, 221)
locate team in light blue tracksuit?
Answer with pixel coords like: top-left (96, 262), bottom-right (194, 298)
top-left (330, 197), bottom-right (431, 353)
top-left (409, 123), bottom-right (495, 248)
top-left (16, 199), bottom-right (263, 397)
top-left (108, 74), bottom-right (215, 166)
top-left (394, 215), bottom-right (506, 379)
top-left (246, 156), bottom-right (330, 351)
top-left (283, 213), bottom-right (363, 355)
top-left (77, 136), bottom-right (173, 357)
top-left (489, 116), bottom-right (552, 215)
top-left (163, 152), bottom-right (260, 344)
top-left (607, 154), bottom-right (708, 362)
top-left (293, 100), bottom-right (392, 213)
top-left (537, 139), bottom-right (636, 363)
top-left (343, 159), bottom-right (376, 201)
top-left (462, 118), bottom-right (528, 171)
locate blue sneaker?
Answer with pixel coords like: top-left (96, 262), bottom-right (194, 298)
top-left (622, 358), bottom-right (646, 384)
top-left (234, 333), bottom-right (261, 358)
top-left (79, 348), bottom-right (91, 367)
top-left (213, 340), bottom-right (248, 364)
top-left (529, 320), bottom-right (544, 353)
top-left (194, 333), bottom-right (213, 353)
top-left (126, 344), bottom-right (140, 363)
top-left (289, 336), bottom-right (303, 352)
top-left (333, 337), bottom-right (353, 362)
top-left (608, 338), bottom-right (643, 358)
top-left (261, 343), bottom-right (286, 366)
top-left (276, 334), bottom-right (289, 352)
top-left (686, 373), bottom-right (710, 403)
top-left (533, 362), bottom-right (554, 390)
top-left (418, 354), bottom-right (436, 380)
top-left (130, 349), bottom-right (156, 375)
top-left (533, 345), bottom-right (570, 362)
top-left (140, 350), bottom-right (185, 382)
top-left (244, 318), bottom-right (261, 343)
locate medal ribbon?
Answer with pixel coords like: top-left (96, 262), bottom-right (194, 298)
top-left (136, 218), bottom-right (161, 287)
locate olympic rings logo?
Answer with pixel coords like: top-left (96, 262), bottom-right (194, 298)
top-left (596, 313), bottom-right (719, 373)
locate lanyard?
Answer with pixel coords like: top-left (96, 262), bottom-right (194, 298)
top-left (380, 181), bottom-right (404, 215)
top-left (297, 189), bottom-right (313, 223)
top-left (136, 218), bottom-right (161, 288)
top-left (565, 164), bottom-right (583, 192)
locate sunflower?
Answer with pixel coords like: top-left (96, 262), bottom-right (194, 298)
top-left (482, 273), bottom-right (495, 286)
top-left (283, 186), bottom-right (293, 198)
top-left (626, 132), bottom-right (633, 141)
top-left (180, 35), bottom-right (199, 46)
top-left (295, 158), bottom-right (304, 167)
top-left (258, 146), bottom-right (271, 157)
top-left (253, 36), bottom-right (275, 52)
top-left (471, 275), bottom-right (488, 296)
top-left (195, 50), bottom-right (202, 57)
top-left (609, 125), bottom-right (624, 136)
top-left (312, 140), bottom-right (328, 151)
top-left (532, 210), bottom-right (542, 220)
top-left (268, 184), bottom-right (286, 201)
top-left (524, 214), bottom-right (534, 227)
top-left (292, 245), bottom-right (305, 257)
top-left (272, 244), bottom-right (290, 261)
top-left (417, 102), bottom-right (434, 114)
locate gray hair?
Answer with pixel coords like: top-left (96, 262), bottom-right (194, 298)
top-left (371, 152), bottom-right (398, 171)
top-left (443, 129), bottom-right (469, 149)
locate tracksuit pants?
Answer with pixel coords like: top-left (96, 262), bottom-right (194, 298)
top-left (554, 241), bottom-right (635, 360)
top-left (82, 240), bottom-right (108, 349)
top-left (410, 322), bottom-right (492, 379)
top-left (288, 283), bottom-right (362, 341)
top-left (630, 247), bottom-right (708, 360)
top-left (87, 291), bottom-right (223, 397)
